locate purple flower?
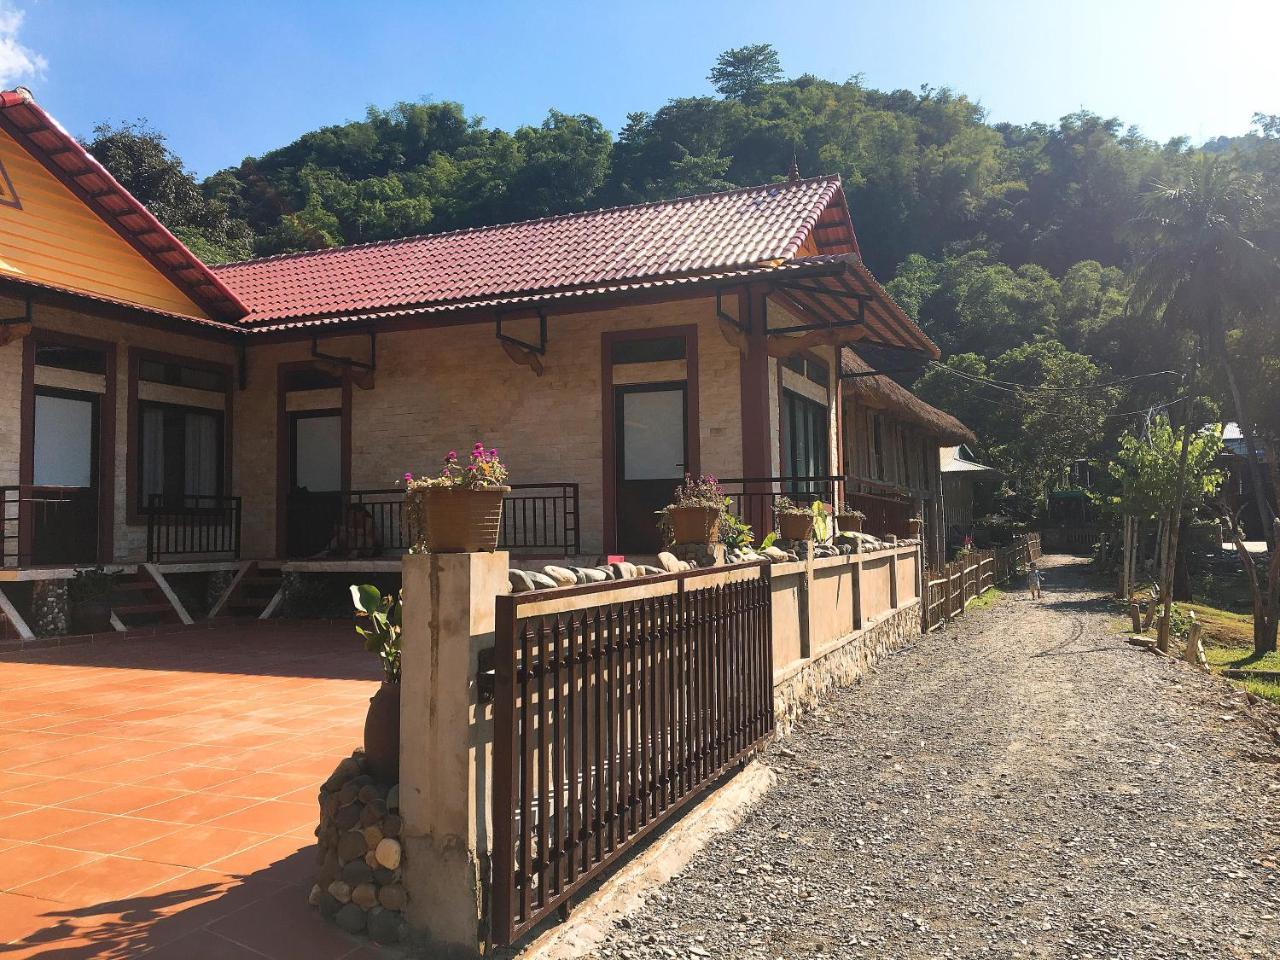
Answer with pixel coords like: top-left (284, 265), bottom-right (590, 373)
top-left (488, 448), bottom-right (498, 458)
top-left (446, 450), bottom-right (458, 462)
top-left (403, 472), bottom-right (413, 483)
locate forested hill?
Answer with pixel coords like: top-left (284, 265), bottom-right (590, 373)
top-left (85, 45), bottom-right (1280, 514)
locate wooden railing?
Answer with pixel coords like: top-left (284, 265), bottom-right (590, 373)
top-left (491, 561), bottom-right (773, 945)
top-left (146, 495), bottom-right (242, 562)
top-left (922, 533), bottom-right (1041, 631)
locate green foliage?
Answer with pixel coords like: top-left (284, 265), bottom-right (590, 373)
top-left (1107, 417), bottom-right (1225, 521)
top-left (351, 583), bottom-right (402, 683)
top-left (68, 566), bottom-right (117, 603)
top-left (718, 500), bottom-right (755, 550)
top-left (759, 531), bottom-right (778, 551)
top-left (811, 502), bottom-right (831, 542)
top-left (708, 43), bottom-right (783, 102)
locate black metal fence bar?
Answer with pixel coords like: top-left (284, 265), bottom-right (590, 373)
top-left (499, 484), bottom-right (580, 557)
top-left (1, 486), bottom-right (18, 568)
top-left (492, 562), bottom-right (773, 946)
top-left (145, 495), bottom-right (242, 562)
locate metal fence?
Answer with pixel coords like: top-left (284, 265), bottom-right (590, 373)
top-left (922, 533), bottom-right (1041, 631)
top-left (491, 562), bottom-right (774, 945)
top-left (500, 483), bottom-right (581, 557)
top-left (145, 495), bottom-right (242, 562)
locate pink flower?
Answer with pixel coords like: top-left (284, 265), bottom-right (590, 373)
top-left (446, 450), bottom-right (458, 462)
top-left (403, 472), bottom-right (413, 482)
top-left (488, 448), bottom-right (498, 458)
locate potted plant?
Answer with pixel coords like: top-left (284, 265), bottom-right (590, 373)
top-left (662, 474), bottom-right (724, 545)
top-left (351, 584), bottom-right (401, 784)
top-left (404, 442), bottom-right (510, 553)
top-left (907, 516), bottom-right (923, 538)
top-left (774, 497), bottom-right (814, 541)
top-left (69, 567), bottom-right (116, 634)
top-left (835, 504), bottom-right (866, 534)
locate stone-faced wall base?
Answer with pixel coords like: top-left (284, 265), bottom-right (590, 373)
top-left (773, 601), bottom-right (921, 738)
top-left (311, 751), bottom-right (409, 947)
top-left (672, 542), bottom-right (725, 568)
top-left (32, 580), bottom-right (69, 637)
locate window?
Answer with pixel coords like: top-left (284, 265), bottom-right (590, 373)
top-left (610, 336), bottom-right (686, 365)
top-left (871, 414), bottom-right (885, 480)
top-left (783, 390), bottom-right (829, 487)
top-left (35, 343), bottom-right (106, 374)
top-left (138, 358), bottom-right (228, 392)
top-left (138, 402), bottom-right (224, 510)
top-left (782, 355), bottom-right (829, 387)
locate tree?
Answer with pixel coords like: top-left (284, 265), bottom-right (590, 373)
top-left (83, 122), bottom-right (253, 263)
top-left (707, 44), bottom-right (782, 102)
top-left (1129, 153), bottom-right (1280, 652)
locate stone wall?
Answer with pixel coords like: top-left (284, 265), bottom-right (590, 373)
top-left (772, 600), bottom-right (921, 738)
top-left (311, 751), bottom-right (408, 946)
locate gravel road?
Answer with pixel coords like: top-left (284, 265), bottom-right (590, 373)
top-left (593, 555), bottom-right (1280, 959)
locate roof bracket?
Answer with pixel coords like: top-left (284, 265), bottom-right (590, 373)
top-left (495, 308), bottom-right (548, 355)
top-left (767, 285), bottom-right (867, 336)
top-left (311, 329), bottom-right (377, 372)
top-left (0, 295), bottom-right (32, 347)
top-left (715, 287), bottom-right (747, 334)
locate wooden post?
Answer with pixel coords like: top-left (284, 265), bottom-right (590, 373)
top-left (1129, 602), bottom-right (1142, 634)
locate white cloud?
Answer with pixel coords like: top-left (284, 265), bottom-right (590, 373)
top-left (0, 2), bottom-right (45, 89)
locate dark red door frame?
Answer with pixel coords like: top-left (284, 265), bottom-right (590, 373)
top-left (274, 361), bottom-right (352, 558)
top-left (19, 329), bottom-right (117, 565)
top-left (600, 324), bottom-right (700, 555)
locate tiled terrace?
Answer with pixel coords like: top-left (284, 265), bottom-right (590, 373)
top-left (0, 622), bottom-right (391, 959)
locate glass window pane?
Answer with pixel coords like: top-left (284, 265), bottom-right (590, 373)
top-left (184, 411), bottom-right (220, 497)
top-left (611, 336), bottom-right (686, 365)
top-left (622, 390), bottom-right (685, 480)
top-left (34, 394), bottom-right (94, 487)
top-left (295, 415), bottom-right (342, 492)
top-left (140, 406), bottom-right (166, 503)
top-left (35, 344), bottom-right (105, 374)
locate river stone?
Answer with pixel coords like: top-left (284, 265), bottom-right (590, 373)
top-left (657, 551), bottom-right (682, 572)
top-left (315, 890), bottom-right (341, 919)
top-left (335, 804), bottom-right (361, 831)
top-left (368, 906), bottom-right (403, 944)
top-left (337, 781), bottom-right (360, 805)
top-left (327, 880), bottom-right (352, 904)
top-left (610, 561), bottom-right (638, 580)
top-left (373, 866), bottom-right (399, 885)
top-left (361, 824), bottom-right (384, 848)
top-left (382, 813), bottom-right (402, 838)
top-left (543, 565), bottom-right (577, 587)
top-left (340, 859), bottom-right (373, 886)
top-left (386, 784), bottom-right (399, 811)
top-left (356, 783), bottom-right (384, 804)
top-left (351, 882), bottom-right (379, 909)
top-left (360, 799), bottom-right (388, 826)
top-left (575, 567), bottom-right (608, 583)
top-left (527, 571), bottom-right (558, 590)
top-left (335, 902), bottom-right (367, 934)
top-left (636, 565), bottom-right (663, 577)
top-left (317, 849), bottom-right (339, 888)
top-left (508, 569), bottom-right (534, 593)
top-left (378, 883), bottom-right (408, 911)
top-left (337, 830), bottom-right (368, 862)
top-left (762, 546), bottom-right (790, 562)
top-left (375, 838), bottom-right (403, 870)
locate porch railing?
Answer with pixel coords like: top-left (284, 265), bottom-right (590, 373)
top-left (1, 486), bottom-right (18, 568)
top-left (491, 561), bottom-right (773, 945)
top-left (288, 483), bottom-right (582, 560)
top-left (145, 494), bottom-right (242, 562)
top-left (719, 476), bottom-right (844, 535)
top-left (1, 484), bottom-right (100, 568)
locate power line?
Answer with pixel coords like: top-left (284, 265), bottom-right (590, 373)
top-left (926, 360), bottom-right (1181, 396)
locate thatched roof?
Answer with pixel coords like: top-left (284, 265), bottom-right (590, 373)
top-left (840, 349), bottom-right (976, 445)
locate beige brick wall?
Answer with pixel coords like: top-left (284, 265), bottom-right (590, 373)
top-left (234, 296), bottom-right (748, 558)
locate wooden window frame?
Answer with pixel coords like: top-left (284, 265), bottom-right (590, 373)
top-left (126, 347), bottom-right (234, 525)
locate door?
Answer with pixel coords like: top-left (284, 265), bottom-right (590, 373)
top-left (30, 388), bottom-right (100, 565)
top-left (782, 389), bottom-right (829, 500)
top-left (287, 410), bottom-right (343, 557)
top-left (614, 383), bottom-right (687, 554)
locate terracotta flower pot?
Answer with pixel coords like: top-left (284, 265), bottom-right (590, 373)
top-left (778, 512), bottom-right (814, 542)
top-left (836, 513), bottom-right (863, 534)
top-left (667, 505), bottom-right (721, 545)
top-left (364, 681), bottom-right (400, 784)
top-left (416, 485), bottom-right (509, 552)
top-left (71, 600), bottom-right (112, 635)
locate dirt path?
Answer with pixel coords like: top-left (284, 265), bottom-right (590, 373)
top-left (594, 556), bottom-right (1280, 959)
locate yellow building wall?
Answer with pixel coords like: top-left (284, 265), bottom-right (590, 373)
top-left (0, 128), bottom-right (209, 319)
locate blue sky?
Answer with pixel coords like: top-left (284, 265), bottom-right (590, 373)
top-left (3, 0), bottom-right (1277, 177)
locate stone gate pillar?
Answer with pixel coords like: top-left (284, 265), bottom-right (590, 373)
top-left (399, 551), bottom-right (509, 957)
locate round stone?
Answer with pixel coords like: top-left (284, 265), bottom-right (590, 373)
top-left (357, 783), bottom-right (383, 805)
top-left (373, 866), bottom-right (398, 885)
top-left (337, 782), bottom-right (360, 805)
top-left (337, 830), bottom-right (368, 863)
top-left (335, 805), bottom-right (361, 831)
top-left (359, 799), bottom-right (388, 826)
top-left (386, 785), bottom-right (400, 811)
top-left (334, 902), bottom-right (367, 934)
top-left (315, 890), bottom-right (341, 919)
top-left (361, 824), bottom-right (384, 849)
top-left (351, 882), bottom-right (378, 909)
top-left (381, 814), bottom-right (402, 838)
top-left (375, 838), bottom-right (402, 870)
top-left (377, 884), bottom-right (407, 912)
top-left (327, 880), bottom-right (352, 904)
top-left (340, 860), bottom-right (373, 886)
top-left (307, 883), bottom-right (322, 906)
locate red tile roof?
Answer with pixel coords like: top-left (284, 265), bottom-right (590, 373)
top-left (214, 176), bottom-right (857, 326)
top-left (0, 88), bottom-right (247, 324)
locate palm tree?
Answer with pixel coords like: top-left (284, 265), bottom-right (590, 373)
top-left (1129, 154), bottom-right (1280, 654)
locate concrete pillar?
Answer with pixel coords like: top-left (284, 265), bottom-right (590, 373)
top-left (399, 551), bottom-right (509, 958)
